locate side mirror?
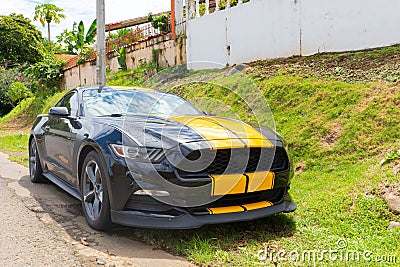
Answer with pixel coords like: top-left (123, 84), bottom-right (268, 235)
top-left (48, 107), bottom-right (69, 117)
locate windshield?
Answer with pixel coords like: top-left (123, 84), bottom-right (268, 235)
top-left (83, 89), bottom-right (203, 117)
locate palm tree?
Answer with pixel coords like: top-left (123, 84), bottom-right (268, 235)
top-left (34, 3), bottom-right (66, 41)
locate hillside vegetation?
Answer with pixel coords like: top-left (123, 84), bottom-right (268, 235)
top-left (1, 46), bottom-right (400, 266)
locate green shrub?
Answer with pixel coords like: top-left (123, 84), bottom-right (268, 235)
top-left (219, 0), bottom-right (250, 10)
top-left (24, 53), bottom-right (64, 95)
top-left (148, 13), bottom-right (170, 32)
top-left (117, 46), bottom-right (127, 71)
top-left (8, 82), bottom-right (32, 104)
top-left (0, 67), bottom-right (19, 116)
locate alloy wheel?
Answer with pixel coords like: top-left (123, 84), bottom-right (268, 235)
top-left (82, 160), bottom-right (104, 220)
top-left (29, 141), bottom-right (37, 178)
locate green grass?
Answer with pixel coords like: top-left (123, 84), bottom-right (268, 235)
top-left (2, 47), bottom-right (400, 266)
top-left (0, 133), bottom-right (29, 167)
top-left (106, 67), bottom-right (156, 87)
top-left (0, 133), bottom-right (29, 153)
top-left (8, 155), bottom-right (29, 167)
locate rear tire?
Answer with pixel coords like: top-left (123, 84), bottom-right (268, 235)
top-left (80, 150), bottom-right (112, 231)
top-left (29, 138), bottom-right (46, 183)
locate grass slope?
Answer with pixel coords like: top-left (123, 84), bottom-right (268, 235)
top-left (0, 91), bottom-right (66, 166)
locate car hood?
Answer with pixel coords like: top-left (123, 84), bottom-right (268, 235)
top-left (93, 115), bottom-right (277, 150)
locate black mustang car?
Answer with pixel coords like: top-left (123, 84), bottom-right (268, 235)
top-left (29, 86), bottom-right (296, 230)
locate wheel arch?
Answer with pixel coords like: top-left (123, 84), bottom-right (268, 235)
top-left (77, 145), bottom-right (96, 185)
top-left (29, 133), bottom-right (45, 170)
top-left (76, 142), bottom-right (114, 207)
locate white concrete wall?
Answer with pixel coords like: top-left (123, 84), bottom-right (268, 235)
top-left (108, 34), bottom-right (186, 71)
top-left (186, 0), bottom-right (400, 70)
top-left (300, 0), bottom-right (400, 55)
top-left (62, 63), bottom-right (97, 90)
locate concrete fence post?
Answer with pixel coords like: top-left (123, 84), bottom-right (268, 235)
top-left (196, 0), bottom-right (200, 17)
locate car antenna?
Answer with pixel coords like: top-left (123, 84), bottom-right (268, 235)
top-left (98, 85), bottom-right (105, 93)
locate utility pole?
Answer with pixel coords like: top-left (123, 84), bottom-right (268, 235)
top-left (171, 0), bottom-right (175, 40)
top-left (96, 0), bottom-right (106, 87)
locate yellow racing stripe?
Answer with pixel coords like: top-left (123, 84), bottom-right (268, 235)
top-left (209, 117), bottom-right (273, 148)
top-left (170, 116), bottom-right (273, 149)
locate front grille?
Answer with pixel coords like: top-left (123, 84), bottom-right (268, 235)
top-left (177, 147), bottom-right (288, 177)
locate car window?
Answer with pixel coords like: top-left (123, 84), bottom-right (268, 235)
top-left (83, 89), bottom-right (203, 117)
top-left (56, 91), bottom-right (79, 117)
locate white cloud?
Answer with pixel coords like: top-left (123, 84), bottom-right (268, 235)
top-left (0, 0), bottom-right (171, 40)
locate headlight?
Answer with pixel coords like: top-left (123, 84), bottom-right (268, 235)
top-left (109, 144), bottom-right (164, 162)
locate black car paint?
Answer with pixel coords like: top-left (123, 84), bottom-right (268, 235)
top-left (30, 86), bottom-right (295, 229)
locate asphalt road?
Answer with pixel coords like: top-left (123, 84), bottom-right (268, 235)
top-left (0, 152), bottom-right (193, 267)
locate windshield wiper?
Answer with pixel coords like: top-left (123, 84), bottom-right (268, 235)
top-left (97, 113), bottom-right (125, 117)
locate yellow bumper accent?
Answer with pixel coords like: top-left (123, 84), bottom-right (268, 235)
top-left (207, 201), bottom-right (274, 214)
top-left (211, 174), bottom-right (247, 195)
top-left (207, 206), bottom-right (245, 215)
top-left (242, 201), bottom-right (273, 211)
top-left (211, 171), bottom-right (275, 196)
top-left (247, 171), bottom-right (275, 192)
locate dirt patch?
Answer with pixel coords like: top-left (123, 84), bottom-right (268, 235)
top-left (379, 180), bottom-right (400, 214)
top-left (0, 124), bottom-right (30, 136)
top-left (294, 161), bottom-right (306, 174)
top-left (247, 45), bottom-right (400, 84)
top-left (356, 84), bottom-right (398, 113)
top-left (321, 122), bottom-right (343, 149)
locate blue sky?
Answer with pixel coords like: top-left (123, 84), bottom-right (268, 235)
top-left (0, 0), bottom-right (171, 40)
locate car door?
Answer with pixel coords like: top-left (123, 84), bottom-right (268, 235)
top-left (43, 91), bottom-right (79, 184)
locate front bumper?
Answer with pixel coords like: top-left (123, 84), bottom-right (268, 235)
top-left (111, 199), bottom-right (296, 229)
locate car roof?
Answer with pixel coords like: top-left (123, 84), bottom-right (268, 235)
top-left (75, 85), bottom-right (157, 92)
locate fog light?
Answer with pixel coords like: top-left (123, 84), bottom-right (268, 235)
top-left (133, 190), bottom-right (170, 197)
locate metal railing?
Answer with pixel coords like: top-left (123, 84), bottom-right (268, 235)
top-left (107, 22), bottom-right (169, 51)
top-left (185, 0), bottom-right (250, 20)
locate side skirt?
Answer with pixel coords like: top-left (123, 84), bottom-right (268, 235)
top-left (43, 172), bottom-right (81, 200)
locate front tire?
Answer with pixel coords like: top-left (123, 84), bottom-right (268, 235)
top-left (80, 151), bottom-right (112, 231)
top-left (29, 138), bottom-right (46, 183)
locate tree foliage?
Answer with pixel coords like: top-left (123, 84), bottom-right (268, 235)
top-left (56, 19), bottom-right (97, 55)
top-left (0, 14), bottom-right (43, 67)
top-left (34, 3), bottom-right (66, 41)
